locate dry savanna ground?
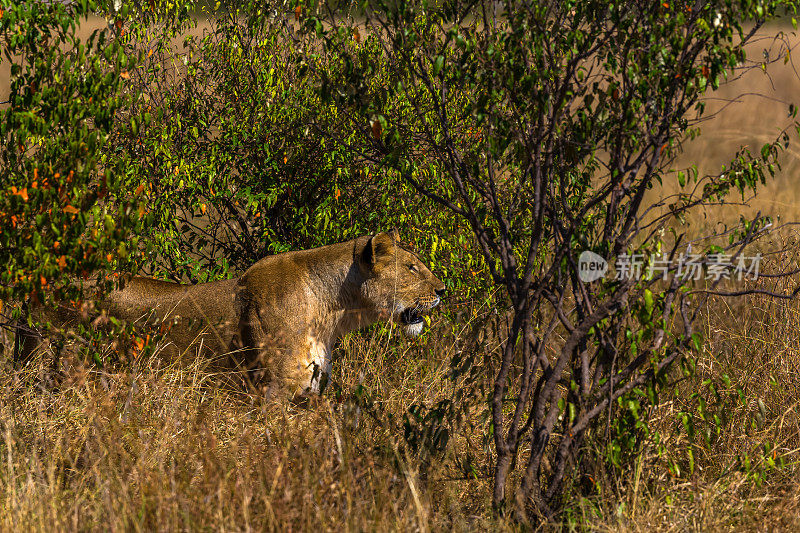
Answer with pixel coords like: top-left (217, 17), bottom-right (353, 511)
top-left (6, 19), bottom-right (800, 532)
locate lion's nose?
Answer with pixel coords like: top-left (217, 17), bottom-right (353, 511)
top-left (435, 287), bottom-right (445, 298)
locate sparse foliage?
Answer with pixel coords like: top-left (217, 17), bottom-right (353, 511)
top-left (298, 0), bottom-right (800, 521)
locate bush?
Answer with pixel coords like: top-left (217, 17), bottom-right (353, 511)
top-left (0, 0), bottom-right (144, 306)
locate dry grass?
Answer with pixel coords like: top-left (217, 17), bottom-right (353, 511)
top-left (572, 270), bottom-right (800, 531)
top-left (0, 321), bottom-right (504, 532)
top-left (7, 273), bottom-right (800, 531)
top-left (583, 308), bottom-right (800, 531)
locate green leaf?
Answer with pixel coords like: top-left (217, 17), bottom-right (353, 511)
top-left (432, 55), bottom-right (444, 76)
top-left (692, 333), bottom-right (703, 352)
top-left (644, 289), bottom-right (654, 316)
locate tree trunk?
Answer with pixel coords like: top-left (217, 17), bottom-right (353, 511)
top-left (492, 451), bottom-right (513, 512)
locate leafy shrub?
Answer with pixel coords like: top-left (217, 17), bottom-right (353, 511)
top-left (0, 0), bottom-right (144, 306)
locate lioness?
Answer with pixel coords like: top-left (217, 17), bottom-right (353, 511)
top-left (105, 229), bottom-right (445, 396)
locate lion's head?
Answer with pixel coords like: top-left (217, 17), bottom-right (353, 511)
top-left (360, 229), bottom-right (446, 336)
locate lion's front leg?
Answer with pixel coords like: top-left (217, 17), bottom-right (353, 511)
top-left (303, 336), bottom-right (332, 395)
top-left (279, 335), bottom-right (333, 399)
top-left (237, 300), bottom-right (332, 398)
top-left (274, 335), bottom-right (333, 401)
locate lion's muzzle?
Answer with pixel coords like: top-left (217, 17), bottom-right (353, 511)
top-left (397, 294), bottom-right (442, 337)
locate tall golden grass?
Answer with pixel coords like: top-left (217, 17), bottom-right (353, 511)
top-left (0, 322), bottom-right (501, 531)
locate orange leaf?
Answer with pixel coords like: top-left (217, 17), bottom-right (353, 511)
top-left (57, 255), bottom-right (66, 270)
top-left (294, 5), bottom-right (302, 21)
top-left (63, 205), bottom-right (79, 214)
top-left (13, 187), bottom-right (29, 201)
top-left (371, 119), bottom-right (382, 140)
top-left (106, 254), bottom-right (113, 262)
top-left (54, 172), bottom-right (60, 179)
top-left (53, 241), bottom-right (60, 249)
top-left (33, 168), bottom-right (38, 181)
top-left (135, 183), bottom-right (145, 195)
top-left (335, 187), bottom-right (341, 200)
top-left (120, 71), bottom-right (130, 79)
top-left (353, 28), bottom-right (361, 43)
top-left (200, 203), bottom-right (207, 214)
top-left (40, 275), bottom-right (47, 287)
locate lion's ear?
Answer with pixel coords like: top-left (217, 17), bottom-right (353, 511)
top-left (387, 228), bottom-right (400, 243)
top-left (362, 231), bottom-right (397, 266)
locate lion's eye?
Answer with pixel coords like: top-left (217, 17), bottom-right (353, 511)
top-left (408, 264), bottom-right (418, 273)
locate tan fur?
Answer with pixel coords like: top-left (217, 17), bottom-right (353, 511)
top-left (106, 230), bottom-right (445, 396)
